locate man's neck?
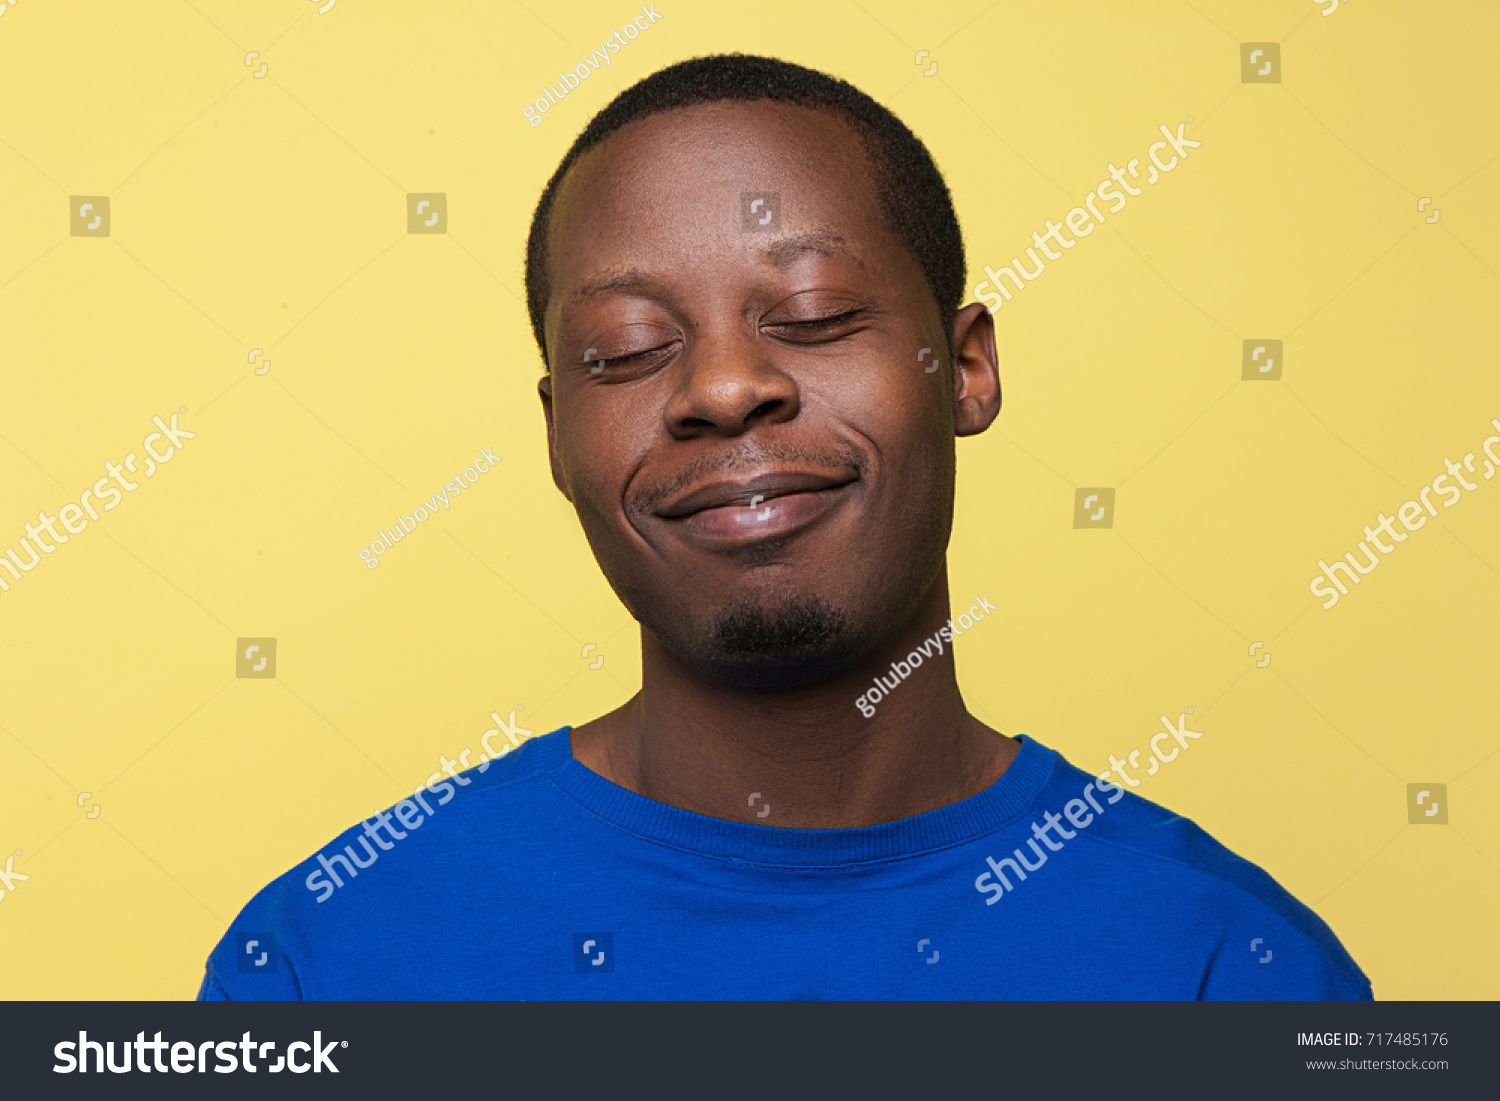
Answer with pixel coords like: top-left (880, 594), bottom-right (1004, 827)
top-left (569, 583), bottom-right (1017, 829)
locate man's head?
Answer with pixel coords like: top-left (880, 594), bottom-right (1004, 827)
top-left (527, 54), bottom-right (1000, 687)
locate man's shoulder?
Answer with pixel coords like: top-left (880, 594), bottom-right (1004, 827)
top-left (272, 724), bottom-right (570, 894)
top-left (200, 728), bottom-right (572, 999)
top-left (432, 722), bottom-right (570, 804)
top-left (1033, 745), bottom-right (1372, 999)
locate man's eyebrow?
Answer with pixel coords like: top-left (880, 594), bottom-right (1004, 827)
top-left (761, 230), bottom-right (855, 267)
top-left (569, 268), bottom-right (663, 303)
top-left (567, 232), bottom-right (856, 303)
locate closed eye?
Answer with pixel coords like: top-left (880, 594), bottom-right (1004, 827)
top-left (763, 310), bottom-right (865, 340)
top-left (584, 342), bottom-right (679, 371)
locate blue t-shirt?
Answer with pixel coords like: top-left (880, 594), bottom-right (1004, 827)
top-left (199, 730), bottom-right (1371, 1000)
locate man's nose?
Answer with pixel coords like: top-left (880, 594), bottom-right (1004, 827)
top-left (663, 335), bottom-right (800, 439)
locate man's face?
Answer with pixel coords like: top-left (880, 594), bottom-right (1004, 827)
top-left (539, 100), bottom-right (995, 686)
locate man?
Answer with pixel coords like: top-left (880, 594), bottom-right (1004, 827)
top-left (200, 55), bottom-right (1369, 1000)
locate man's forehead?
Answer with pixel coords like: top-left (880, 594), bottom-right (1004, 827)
top-left (566, 229), bottom-right (859, 306)
top-left (551, 102), bottom-right (879, 239)
top-left (582, 98), bottom-right (869, 172)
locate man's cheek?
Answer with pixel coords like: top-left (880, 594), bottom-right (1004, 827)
top-left (555, 409), bottom-right (618, 486)
top-left (556, 436), bottom-right (651, 557)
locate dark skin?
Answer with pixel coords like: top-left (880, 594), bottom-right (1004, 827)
top-left (537, 100), bottom-right (1016, 829)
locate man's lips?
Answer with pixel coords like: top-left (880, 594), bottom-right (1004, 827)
top-left (655, 471), bottom-right (854, 518)
top-left (652, 470), bottom-right (858, 545)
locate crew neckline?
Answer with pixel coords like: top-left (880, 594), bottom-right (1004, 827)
top-left (535, 728), bottom-right (1056, 867)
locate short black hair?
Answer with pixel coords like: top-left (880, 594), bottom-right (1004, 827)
top-left (523, 53), bottom-right (966, 367)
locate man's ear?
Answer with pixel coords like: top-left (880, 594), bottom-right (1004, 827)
top-left (537, 371), bottom-right (573, 502)
top-left (949, 302), bottom-right (1000, 437)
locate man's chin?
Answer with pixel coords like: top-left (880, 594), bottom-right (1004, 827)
top-left (685, 592), bottom-right (853, 689)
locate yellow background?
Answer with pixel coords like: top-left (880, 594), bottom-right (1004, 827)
top-left (1, 0), bottom-right (1496, 999)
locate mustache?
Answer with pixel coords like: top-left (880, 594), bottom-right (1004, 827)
top-left (629, 441), bottom-right (868, 515)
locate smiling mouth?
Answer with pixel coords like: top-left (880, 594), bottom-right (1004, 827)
top-left (653, 470), bottom-right (858, 545)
